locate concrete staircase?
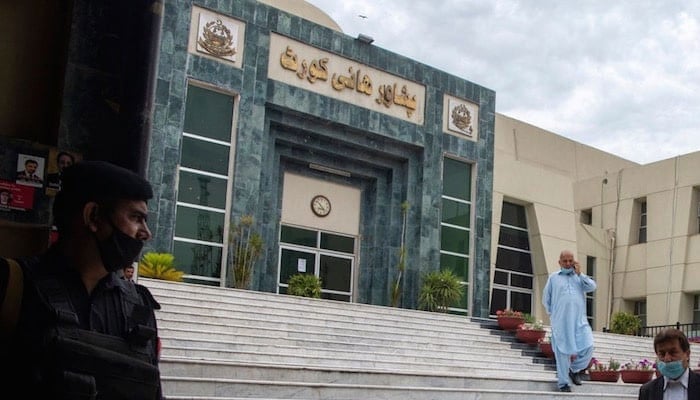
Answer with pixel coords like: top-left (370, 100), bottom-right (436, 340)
top-left (141, 278), bottom-right (700, 400)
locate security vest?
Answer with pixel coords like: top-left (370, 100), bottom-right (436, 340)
top-left (1, 258), bottom-right (161, 400)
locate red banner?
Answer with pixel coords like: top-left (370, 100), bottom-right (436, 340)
top-left (0, 180), bottom-right (35, 211)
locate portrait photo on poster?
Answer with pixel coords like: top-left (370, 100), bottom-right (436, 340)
top-left (16, 153), bottom-right (46, 188)
top-left (45, 149), bottom-right (80, 195)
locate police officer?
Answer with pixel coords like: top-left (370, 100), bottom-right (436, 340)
top-left (1, 161), bottom-right (163, 399)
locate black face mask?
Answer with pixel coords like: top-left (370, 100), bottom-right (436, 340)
top-left (95, 221), bottom-right (144, 272)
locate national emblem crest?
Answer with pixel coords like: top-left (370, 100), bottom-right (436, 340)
top-left (451, 104), bottom-right (473, 135)
top-left (198, 19), bottom-right (236, 58)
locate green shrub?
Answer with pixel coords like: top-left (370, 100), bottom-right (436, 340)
top-left (138, 252), bottom-right (184, 281)
top-left (523, 313), bottom-right (536, 324)
top-left (418, 270), bottom-right (463, 313)
top-left (229, 215), bottom-right (264, 289)
top-left (287, 273), bottom-right (322, 298)
top-left (610, 311), bottom-right (642, 335)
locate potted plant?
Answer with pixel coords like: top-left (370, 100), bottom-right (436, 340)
top-left (138, 252), bottom-right (184, 281)
top-left (417, 269), bottom-right (463, 313)
top-left (609, 311), bottom-right (642, 335)
top-left (515, 314), bottom-right (546, 345)
top-left (496, 309), bottom-right (525, 331)
top-left (538, 335), bottom-right (554, 358)
top-left (589, 357), bottom-right (621, 382)
top-left (287, 273), bottom-right (322, 298)
top-left (620, 358), bottom-right (655, 384)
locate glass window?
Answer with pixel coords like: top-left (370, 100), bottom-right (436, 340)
top-left (490, 201), bottom-right (534, 315)
top-left (177, 170), bottom-right (228, 209)
top-left (638, 200), bottom-right (647, 244)
top-left (490, 288), bottom-right (507, 315)
top-left (454, 284), bottom-right (468, 310)
top-left (180, 136), bottom-right (230, 175)
top-left (439, 156), bottom-right (472, 314)
top-left (280, 225), bottom-right (317, 247)
top-left (442, 198), bottom-right (470, 227)
top-left (174, 83), bottom-right (234, 286)
top-left (174, 205), bottom-right (225, 243)
top-left (495, 247), bottom-right (533, 274)
top-left (319, 255), bottom-right (352, 292)
top-left (279, 248), bottom-right (316, 284)
top-left (510, 273), bottom-right (533, 289)
top-left (635, 301), bottom-right (647, 328)
top-left (173, 241), bottom-right (223, 278)
top-left (586, 256), bottom-right (596, 328)
top-left (279, 225), bottom-right (356, 302)
top-left (510, 291), bottom-right (532, 314)
top-left (440, 225), bottom-right (470, 254)
top-left (580, 209), bottom-right (592, 225)
top-left (322, 292), bottom-right (351, 302)
top-left (498, 226), bottom-right (531, 251)
top-left (501, 201), bottom-right (528, 229)
top-left (440, 253), bottom-right (469, 281)
top-left (442, 157), bottom-right (471, 200)
top-left (320, 232), bottom-right (355, 253)
top-left (183, 85), bottom-right (234, 142)
top-left (493, 270), bottom-right (508, 285)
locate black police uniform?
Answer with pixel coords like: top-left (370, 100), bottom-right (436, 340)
top-left (1, 249), bottom-right (163, 399)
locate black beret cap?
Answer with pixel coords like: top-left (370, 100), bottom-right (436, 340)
top-left (60, 160), bottom-right (152, 202)
top-left (53, 161), bottom-right (152, 228)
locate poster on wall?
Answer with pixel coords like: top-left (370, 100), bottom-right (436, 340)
top-left (15, 153), bottom-right (45, 188)
top-left (45, 149), bottom-right (80, 196)
top-left (0, 180), bottom-right (35, 211)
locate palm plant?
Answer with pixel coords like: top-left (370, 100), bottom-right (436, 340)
top-left (390, 201), bottom-right (410, 307)
top-left (287, 273), bottom-right (322, 298)
top-left (418, 269), bottom-right (463, 312)
top-left (138, 252), bottom-right (184, 281)
top-left (229, 215), bottom-right (264, 289)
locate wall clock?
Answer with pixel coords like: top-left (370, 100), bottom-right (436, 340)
top-left (310, 194), bottom-right (331, 217)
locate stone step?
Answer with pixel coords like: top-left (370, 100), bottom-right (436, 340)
top-left (138, 279), bottom-right (690, 400)
top-left (158, 331), bottom-right (545, 366)
top-left (161, 375), bottom-right (637, 399)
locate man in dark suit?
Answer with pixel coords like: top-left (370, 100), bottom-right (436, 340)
top-left (16, 159), bottom-right (43, 185)
top-left (638, 328), bottom-right (700, 400)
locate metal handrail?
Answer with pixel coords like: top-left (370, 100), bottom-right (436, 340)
top-left (607, 322), bottom-right (700, 340)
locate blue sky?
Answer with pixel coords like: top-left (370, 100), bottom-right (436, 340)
top-left (306, 0), bottom-right (700, 164)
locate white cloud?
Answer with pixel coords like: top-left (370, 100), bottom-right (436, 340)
top-left (305, 0), bottom-right (700, 164)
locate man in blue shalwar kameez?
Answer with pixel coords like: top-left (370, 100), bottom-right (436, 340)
top-left (542, 250), bottom-right (597, 392)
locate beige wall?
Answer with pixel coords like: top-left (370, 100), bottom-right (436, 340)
top-left (494, 113), bottom-right (637, 329)
top-left (497, 111), bottom-right (700, 330)
top-left (607, 155), bottom-right (700, 326)
top-left (281, 172), bottom-right (361, 235)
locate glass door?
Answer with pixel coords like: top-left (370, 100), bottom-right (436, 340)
top-left (278, 225), bottom-right (355, 301)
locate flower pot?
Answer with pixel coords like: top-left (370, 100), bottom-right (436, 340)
top-left (497, 316), bottom-right (525, 331)
top-left (539, 342), bottom-right (554, 358)
top-left (620, 370), bottom-right (654, 384)
top-left (515, 328), bottom-right (546, 345)
top-left (589, 370), bottom-right (620, 382)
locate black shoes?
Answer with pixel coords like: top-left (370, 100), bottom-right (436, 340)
top-left (569, 369), bottom-right (582, 385)
top-left (559, 385), bottom-right (572, 392)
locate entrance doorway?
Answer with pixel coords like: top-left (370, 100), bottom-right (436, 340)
top-left (278, 225), bottom-right (355, 301)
